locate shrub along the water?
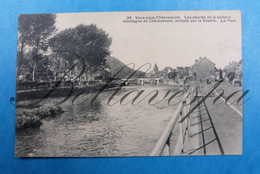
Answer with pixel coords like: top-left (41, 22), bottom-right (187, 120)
top-left (16, 106), bottom-right (64, 129)
top-left (15, 113), bottom-right (42, 129)
top-left (31, 106), bottom-right (64, 118)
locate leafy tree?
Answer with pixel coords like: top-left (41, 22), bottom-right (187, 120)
top-left (23, 55), bottom-right (54, 81)
top-left (17, 14), bottom-right (56, 81)
top-left (48, 24), bottom-right (112, 79)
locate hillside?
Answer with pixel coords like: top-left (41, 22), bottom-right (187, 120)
top-left (106, 57), bottom-right (145, 78)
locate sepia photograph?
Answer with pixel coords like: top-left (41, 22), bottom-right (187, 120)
top-left (15, 11), bottom-right (243, 157)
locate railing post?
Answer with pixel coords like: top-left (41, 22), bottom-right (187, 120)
top-left (180, 102), bottom-right (184, 154)
top-left (162, 139), bottom-right (170, 156)
top-left (150, 85), bottom-right (193, 156)
top-left (183, 85), bottom-right (193, 154)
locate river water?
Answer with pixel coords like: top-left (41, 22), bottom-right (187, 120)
top-left (15, 85), bottom-right (183, 157)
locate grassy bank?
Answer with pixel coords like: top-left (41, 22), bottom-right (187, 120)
top-left (15, 105), bottom-right (64, 129)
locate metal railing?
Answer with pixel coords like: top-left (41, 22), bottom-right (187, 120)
top-left (150, 85), bottom-right (194, 156)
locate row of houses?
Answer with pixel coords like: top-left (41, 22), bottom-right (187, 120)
top-left (147, 57), bottom-right (242, 85)
top-left (147, 57), bottom-right (213, 83)
top-left (146, 63), bottom-right (192, 81)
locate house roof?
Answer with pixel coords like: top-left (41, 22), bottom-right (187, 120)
top-left (194, 57), bottom-right (215, 66)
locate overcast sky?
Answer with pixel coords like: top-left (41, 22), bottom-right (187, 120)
top-left (55, 11), bottom-right (241, 70)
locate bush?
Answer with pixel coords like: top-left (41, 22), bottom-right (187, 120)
top-left (31, 106), bottom-right (64, 118)
top-left (15, 105), bottom-right (64, 129)
top-left (15, 113), bottom-right (42, 129)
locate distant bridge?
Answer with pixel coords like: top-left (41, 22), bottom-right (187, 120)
top-left (121, 77), bottom-right (161, 85)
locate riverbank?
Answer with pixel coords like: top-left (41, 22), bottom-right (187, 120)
top-left (15, 106), bottom-right (64, 129)
top-left (16, 83), bottom-right (118, 102)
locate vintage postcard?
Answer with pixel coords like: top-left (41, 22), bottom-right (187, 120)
top-left (15, 11), bottom-right (243, 157)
